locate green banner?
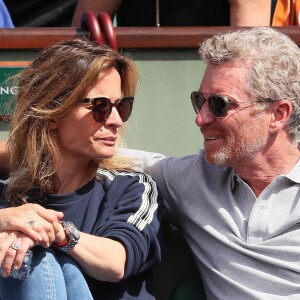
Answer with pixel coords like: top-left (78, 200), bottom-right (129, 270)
top-left (0, 67), bottom-right (24, 117)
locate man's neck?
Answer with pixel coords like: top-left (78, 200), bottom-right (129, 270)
top-left (234, 142), bottom-right (300, 197)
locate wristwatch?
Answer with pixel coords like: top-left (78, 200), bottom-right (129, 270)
top-left (53, 221), bottom-right (80, 252)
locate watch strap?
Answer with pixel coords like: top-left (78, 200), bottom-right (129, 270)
top-left (53, 221), bottom-right (80, 252)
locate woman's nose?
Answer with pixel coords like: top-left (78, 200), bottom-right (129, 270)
top-left (105, 107), bottom-right (123, 127)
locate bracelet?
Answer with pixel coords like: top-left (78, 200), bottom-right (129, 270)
top-left (52, 221), bottom-right (70, 247)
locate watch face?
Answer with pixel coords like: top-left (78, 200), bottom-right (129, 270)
top-left (66, 222), bottom-right (80, 241)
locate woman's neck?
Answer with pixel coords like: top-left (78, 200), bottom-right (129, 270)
top-left (56, 161), bottom-right (95, 194)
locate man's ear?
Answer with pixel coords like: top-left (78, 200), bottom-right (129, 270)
top-left (48, 119), bottom-right (57, 130)
top-left (269, 100), bottom-right (292, 133)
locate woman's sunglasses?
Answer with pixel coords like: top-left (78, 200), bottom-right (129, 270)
top-left (190, 91), bottom-right (272, 118)
top-left (79, 96), bottom-right (134, 123)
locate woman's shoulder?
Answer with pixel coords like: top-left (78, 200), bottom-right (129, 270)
top-left (96, 170), bottom-right (160, 200)
top-left (97, 169), bottom-right (156, 184)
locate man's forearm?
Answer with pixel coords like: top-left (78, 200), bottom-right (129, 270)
top-left (230, 0), bottom-right (271, 26)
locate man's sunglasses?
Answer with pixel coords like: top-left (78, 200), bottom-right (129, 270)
top-left (79, 96), bottom-right (134, 123)
top-left (190, 91), bottom-right (272, 118)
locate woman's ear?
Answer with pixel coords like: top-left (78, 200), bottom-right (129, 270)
top-left (48, 119), bottom-right (58, 130)
top-left (269, 100), bottom-right (292, 133)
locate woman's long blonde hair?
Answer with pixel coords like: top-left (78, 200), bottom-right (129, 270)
top-left (5, 37), bottom-right (140, 206)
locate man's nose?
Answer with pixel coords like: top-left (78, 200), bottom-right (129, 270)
top-left (195, 101), bottom-right (215, 127)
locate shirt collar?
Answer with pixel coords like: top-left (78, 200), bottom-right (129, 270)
top-left (284, 157), bottom-right (300, 184)
top-left (230, 170), bottom-right (240, 189)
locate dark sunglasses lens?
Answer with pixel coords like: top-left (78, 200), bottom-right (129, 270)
top-left (209, 96), bottom-right (228, 117)
top-left (116, 97), bottom-right (133, 122)
top-left (92, 98), bottom-right (111, 123)
top-left (191, 92), bottom-right (203, 114)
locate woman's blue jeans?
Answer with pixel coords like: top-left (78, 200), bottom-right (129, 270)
top-left (0, 246), bottom-right (93, 300)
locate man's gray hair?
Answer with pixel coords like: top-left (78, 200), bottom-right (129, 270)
top-left (199, 27), bottom-right (300, 140)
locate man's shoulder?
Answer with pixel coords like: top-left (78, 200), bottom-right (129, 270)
top-left (153, 149), bottom-right (232, 180)
top-left (156, 149), bottom-right (207, 169)
top-left (118, 148), bottom-right (166, 172)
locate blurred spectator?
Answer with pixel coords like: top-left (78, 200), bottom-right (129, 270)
top-left (0, 0), bottom-right (14, 27)
top-left (271, 0), bottom-right (300, 25)
top-left (3, 0), bottom-right (77, 27)
top-left (2, 0), bottom-right (272, 28)
top-left (72, 0), bottom-right (271, 27)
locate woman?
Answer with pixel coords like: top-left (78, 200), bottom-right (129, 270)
top-left (0, 37), bottom-right (162, 299)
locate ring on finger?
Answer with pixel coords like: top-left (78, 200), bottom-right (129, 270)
top-left (11, 243), bottom-right (20, 250)
top-left (27, 219), bottom-right (36, 227)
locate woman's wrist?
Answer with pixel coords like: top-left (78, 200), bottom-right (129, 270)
top-left (53, 221), bottom-right (69, 245)
top-left (52, 221), bottom-right (80, 252)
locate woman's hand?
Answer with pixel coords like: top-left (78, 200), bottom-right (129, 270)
top-left (0, 203), bottom-right (64, 247)
top-left (0, 230), bottom-right (35, 278)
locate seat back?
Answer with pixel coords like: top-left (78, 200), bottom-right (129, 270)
top-left (153, 222), bottom-right (206, 300)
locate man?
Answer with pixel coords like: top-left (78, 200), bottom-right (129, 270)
top-left (0, 27), bottom-right (300, 299)
top-left (143, 26), bottom-right (300, 299)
